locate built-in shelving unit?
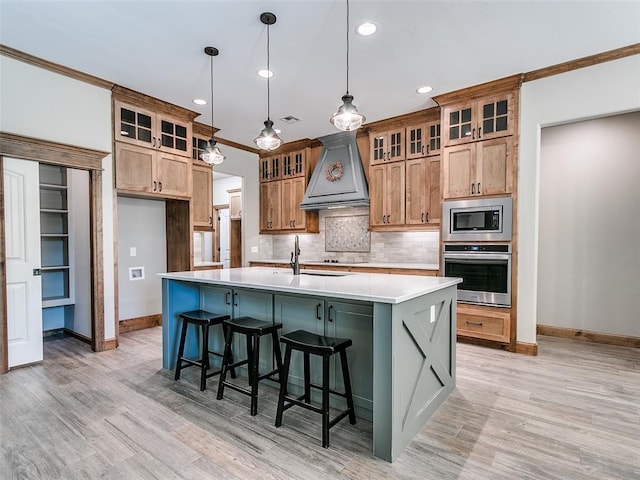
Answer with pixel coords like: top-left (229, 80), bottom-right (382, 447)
top-left (39, 164), bottom-right (74, 308)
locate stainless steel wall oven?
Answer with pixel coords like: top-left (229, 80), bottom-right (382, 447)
top-left (443, 244), bottom-right (511, 307)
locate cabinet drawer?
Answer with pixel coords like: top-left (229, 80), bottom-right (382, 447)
top-left (456, 305), bottom-right (510, 343)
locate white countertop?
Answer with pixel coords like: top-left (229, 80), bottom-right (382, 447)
top-left (252, 259), bottom-right (440, 270)
top-left (160, 267), bottom-right (460, 304)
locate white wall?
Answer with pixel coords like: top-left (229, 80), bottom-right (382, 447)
top-left (213, 174), bottom-right (242, 205)
top-left (0, 55), bottom-right (117, 339)
top-left (537, 112), bottom-right (640, 336)
top-left (211, 146), bottom-right (259, 265)
top-left (518, 55), bottom-right (640, 344)
top-left (116, 197), bottom-right (166, 320)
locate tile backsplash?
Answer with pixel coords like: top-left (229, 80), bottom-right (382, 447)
top-left (259, 207), bottom-right (440, 265)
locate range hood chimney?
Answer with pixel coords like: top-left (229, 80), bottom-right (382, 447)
top-left (300, 131), bottom-right (369, 210)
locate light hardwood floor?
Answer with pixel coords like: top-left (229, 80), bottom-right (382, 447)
top-left (1, 328), bottom-right (638, 479)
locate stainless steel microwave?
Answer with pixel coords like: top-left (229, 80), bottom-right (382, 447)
top-left (442, 197), bottom-right (512, 242)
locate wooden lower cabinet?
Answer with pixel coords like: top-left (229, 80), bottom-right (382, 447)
top-left (456, 304), bottom-right (511, 343)
top-left (115, 142), bottom-right (191, 198)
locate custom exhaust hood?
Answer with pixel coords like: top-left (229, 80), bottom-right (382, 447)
top-left (300, 131), bottom-right (369, 210)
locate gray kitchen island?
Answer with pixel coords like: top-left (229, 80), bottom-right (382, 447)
top-left (160, 267), bottom-right (461, 462)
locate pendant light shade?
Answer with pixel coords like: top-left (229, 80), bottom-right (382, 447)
top-left (330, 94), bottom-right (365, 131)
top-left (201, 46), bottom-right (226, 165)
top-left (330, 0), bottom-right (365, 131)
top-left (254, 12), bottom-right (282, 151)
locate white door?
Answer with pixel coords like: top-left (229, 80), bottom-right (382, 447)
top-left (219, 208), bottom-right (230, 268)
top-left (4, 158), bottom-right (43, 367)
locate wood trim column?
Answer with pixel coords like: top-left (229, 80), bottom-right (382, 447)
top-left (0, 157), bottom-right (7, 373)
top-left (90, 169), bottom-right (106, 352)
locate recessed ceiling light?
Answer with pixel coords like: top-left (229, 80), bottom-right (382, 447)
top-left (193, 98), bottom-right (207, 105)
top-left (416, 85), bottom-right (433, 94)
top-left (258, 69), bottom-right (273, 78)
top-left (356, 22), bottom-right (377, 36)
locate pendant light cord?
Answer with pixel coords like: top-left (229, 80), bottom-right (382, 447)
top-left (345, 0), bottom-right (350, 95)
top-left (210, 54), bottom-right (215, 138)
top-left (267, 22), bottom-right (271, 121)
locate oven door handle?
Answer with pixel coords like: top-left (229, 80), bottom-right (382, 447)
top-left (444, 253), bottom-right (511, 261)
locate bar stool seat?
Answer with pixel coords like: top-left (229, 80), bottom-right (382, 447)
top-left (275, 329), bottom-right (356, 448)
top-left (216, 316), bottom-right (283, 416)
top-left (174, 310), bottom-right (233, 391)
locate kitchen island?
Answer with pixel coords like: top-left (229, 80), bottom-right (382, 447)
top-left (160, 267), bottom-right (461, 462)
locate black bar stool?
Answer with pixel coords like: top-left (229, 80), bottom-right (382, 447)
top-left (216, 316), bottom-right (283, 416)
top-left (275, 329), bottom-right (356, 448)
top-left (174, 310), bottom-right (234, 391)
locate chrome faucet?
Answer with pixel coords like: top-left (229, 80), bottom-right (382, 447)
top-left (290, 235), bottom-right (300, 275)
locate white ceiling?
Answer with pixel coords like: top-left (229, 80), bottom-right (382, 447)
top-left (1, 1), bottom-right (638, 149)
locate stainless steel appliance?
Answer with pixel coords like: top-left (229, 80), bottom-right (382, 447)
top-left (442, 197), bottom-right (512, 242)
top-left (443, 244), bottom-right (511, 307)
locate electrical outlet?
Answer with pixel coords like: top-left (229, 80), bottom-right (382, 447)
top-left (130, 247), bottom-right (137, 257)
top-left (251, 246), bottom-right (259, 253)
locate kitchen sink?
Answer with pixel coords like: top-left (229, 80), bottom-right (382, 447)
top-left (300, 272), bottom-right (350, 277)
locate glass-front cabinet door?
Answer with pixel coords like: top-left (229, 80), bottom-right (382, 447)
top-left (426, 120), bottom-right (441, 156)
top-left (406, 123), bottom-right (426, 160)
top-left (114, 101), bottom-right (154, 148)
top-left (157, 114), bottom-right (191, 156)
top-left (443, 104), bottom-right (476, 146)
top-left (477, 93), bottom-right (514, 141)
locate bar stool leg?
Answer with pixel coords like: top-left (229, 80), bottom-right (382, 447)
top-left (222, 323), bottom-right (237, 379)
top-left (217, 328), bottom-right (234, 400)
top-left (275, 345), bottom-right (292, 428)
top-left (321, 354), bottom-right (331, 448)
top-left (250, 333), bottom-right (260, 416)
top-left (174, 317), bottom-right (189, 381)
top-left (199, 322), bottom-right (210, 391)
top-left (340, 349), bottom-right (357, 424)
top-left (303, 352), bottom-right (311, 403)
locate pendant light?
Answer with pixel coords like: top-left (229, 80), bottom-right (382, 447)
top-left (330, 0), bottom-right (366, 131)
top-left (254, 12), bottom-right (283, 151)
top-left (201, 46), bottom-right (226, 165)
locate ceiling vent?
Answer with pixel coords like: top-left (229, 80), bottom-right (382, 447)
top-left (280, 115), bottom-right (301, 124)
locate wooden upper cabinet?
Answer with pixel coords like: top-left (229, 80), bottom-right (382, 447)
top-left (114, 100), bottom-right (192, 157)
top-left (405, 157), bottom-right (441, 225)
top-left (114, 143), bottom-right (191, 199)
top-left (442, 92), bottom-right (515, 147)
top-left (406, 121), bottom-right (441, 159)
top-left (369, 162), bottom-right (405, 227)
top-left (281, 177), bottom-right (307, 230)
top-left (442, 137), bottom-right (512, 199)
top-left (192, 163), bottom-right (213, 229)
top-left (259, 181), bottom-right (282, 231)
top-left (369, 128), bottom-right (406, 164)
top-left (281, 149), bottom-right (306, 178)
top-left (259, 154), bottom-right (282, 182)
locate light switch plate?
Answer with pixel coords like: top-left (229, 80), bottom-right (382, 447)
top-left (130, 247), bottom-right (137, 257)
top-left (251, 246), bottom-right (258, 253)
